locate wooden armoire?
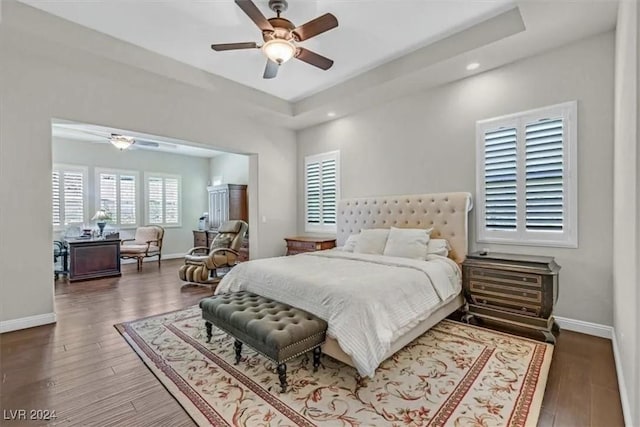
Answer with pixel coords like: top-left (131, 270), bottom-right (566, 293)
top-left (207, 184), bottom-right (248, 230)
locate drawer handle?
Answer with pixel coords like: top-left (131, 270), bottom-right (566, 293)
top-left (480, 285), bottom-right (485, 290)
top-left (482, 299), bottom-right (487, 304)
top-left (521, 307), bottom-right (527, 311)
top-left (522, 292), bottom-right (527, 296)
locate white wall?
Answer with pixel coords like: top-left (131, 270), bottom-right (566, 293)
top-left (0, 2), bottom-right (297, 326)
top-left (613, 1), bottom-right (639, 424)
top-left (298, 32), bottom-right (615, 326)
top-left (210, 153), bottom-right (249, 185)
top-left (53, 137), bottom-right (210, 256)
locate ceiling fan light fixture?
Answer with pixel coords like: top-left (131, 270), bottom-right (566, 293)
top-left (262, 39), bottom-right (296, 64)
top-left (109, 134), bottom-right (135, 150)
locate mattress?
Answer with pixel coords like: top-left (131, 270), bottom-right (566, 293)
top-left (215, 250), bottom-right (462, 377)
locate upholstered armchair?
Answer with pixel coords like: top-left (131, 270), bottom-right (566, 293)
top-left (178, 220), bottom-right (248, 284)
top-left (120, 225), bottom-right (165, 271)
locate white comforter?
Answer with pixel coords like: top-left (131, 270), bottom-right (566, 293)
top-left (215, 251), bottom-right (461, 377)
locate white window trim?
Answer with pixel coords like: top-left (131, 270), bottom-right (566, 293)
top-left (52, 164), bottom-right (89, 231)
top-left (95, 167), bottom-right (140, 229)
top-left (304, 150), bottom-right (340, 233)
top-left (144, 172), bottom-right (182, 228)
top-left (476, 101), bottom-right (578, 248)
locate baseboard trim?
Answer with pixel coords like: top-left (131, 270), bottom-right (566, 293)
top-left (611, 332), bottom-right (633, 427)
top-left (121, 253), bottom-right (184, 265)
top-left (0, 312), bottom-right (57, 334)
top-left (554, 316), bottom-right (613, 339)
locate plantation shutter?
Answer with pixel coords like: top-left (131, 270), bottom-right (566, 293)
top-left (525, 118), bottom-right (564, 231)
top-left (306, 162), bottom-right (321, 224)
top-left (119, 175), bottom-right (137, 225)
top-left (99, 173), bottom-right (118, 221)
top-left (483, 127), bottom-right (518, 230)
top-left (165, 178), bottom-right (179, 224)
top-left (63, 171), bottom-right (85, 224)
top-left (147, 177), bottom-right (164, 224)
top-left (321, 159), bottom-right (337, 225)
top-left (52, 171), bottom-right (61, 226)
top-left (305, 151), bottom-right (340, 231)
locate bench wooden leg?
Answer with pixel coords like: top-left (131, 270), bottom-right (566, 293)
top-left (205, 321), bottom-right (212, 343)
top-left (313, 346), bottom-right (321, 372)
top-left (277, 363), bottom-right (287, 393)
top-left (234, 340), bottom-right (243, 365)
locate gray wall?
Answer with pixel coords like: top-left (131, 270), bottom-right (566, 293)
top-left (0, 2), bottom-right (297, 325)
top-left (53, 137), bottom-right (210, 256)
top-left (613, 1), bottom-right (639, 424)
top-left (210, 153), bottom-right (249, 185)
top-left (297, 32), bottom-right (615, 326)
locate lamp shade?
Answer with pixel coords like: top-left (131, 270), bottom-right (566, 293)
top-left (92, 209), bottom-right (111, 221)
top-left (262, 39), bottom-right (296, 64)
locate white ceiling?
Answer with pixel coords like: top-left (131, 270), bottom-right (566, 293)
top-left (52, 122), bottom-right (225, 158)
top-left (19, 0), bottom-right (514, 101)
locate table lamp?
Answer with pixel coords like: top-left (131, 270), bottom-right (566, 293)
top-left (91, 209), bottom-right (111, 236)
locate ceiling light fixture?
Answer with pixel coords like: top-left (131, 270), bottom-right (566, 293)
top-left (109, 134), bottom-right (135, 150)
top-left (466, 62), bottom-right (480, 71)
top-left (327, 112), bottom-right (336, 117)
top-left (262, 39), bottom-right (296, 64)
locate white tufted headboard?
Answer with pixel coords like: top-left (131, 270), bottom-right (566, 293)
top-left (337, 192), bottom-right (473, 264)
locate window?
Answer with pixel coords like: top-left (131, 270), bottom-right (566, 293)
top-left (52, 165), bottom-right (87, 227)
top-left (145, 173), bottom-right (181, 226)
top-left (305, 151), bottom-right (340, 232)
top-left (96, 168), bottom-right (139, 227)
top-left (476, 101), bottom-right (577, 247)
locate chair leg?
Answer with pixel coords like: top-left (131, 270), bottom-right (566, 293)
top-left (137, 258), bottom-right (142, 271)
top-left (158, 254), bottom-right (161, 268)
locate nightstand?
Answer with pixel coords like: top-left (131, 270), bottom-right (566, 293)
top-left (462, 252), bottom-right (560, 343)
top-left (284, 236), bottom-right (336, 256)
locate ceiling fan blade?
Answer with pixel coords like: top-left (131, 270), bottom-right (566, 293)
top-left (292, 13), bottom-right (338, 42)
top-left (211, 42), bottom-right (258, 51)
top-left (295, 48), bottom-right (334, 70)
top-left (135, 140), bottom-right (160, 148)
top-left (263, 59), bottom-right (279, 79)
top-left (234, 0), bottom-right (274, 33)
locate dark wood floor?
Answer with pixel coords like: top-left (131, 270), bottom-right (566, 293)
top-left (0, 259), bottom-right (624, 426)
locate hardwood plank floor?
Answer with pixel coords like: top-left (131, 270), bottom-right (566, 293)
top-left (0, 259), bottom-right (624, 426)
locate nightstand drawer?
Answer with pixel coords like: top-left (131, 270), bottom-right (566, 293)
top-left (470, 295), bottom-right (541, 317)
top-left (469, 267), bottom-right (542, 288)
top-left (288, 240), bottom-right (316, 251)
top-left (470, 281), bottom-right (542, 303)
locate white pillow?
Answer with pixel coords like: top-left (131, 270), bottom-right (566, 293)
top-left (342, 234), bottom-right (360, 252)
top-left (354, 229), bottom-right (389, 255)
top-left (427, 238), bottom-right (450, 257)
top-left (383, 227), bottom-right (431, 260)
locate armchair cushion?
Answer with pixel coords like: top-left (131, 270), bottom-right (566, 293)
top-left (121, 244), bottom-right (160, 255)
top-left (211, 234), bottom-right (233, 249)
top-left (134, 226), bottom-right (162, 247)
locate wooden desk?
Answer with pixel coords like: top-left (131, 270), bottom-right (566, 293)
top-left (284, 236), bottom-right (336, 256)
top-left (67, 238), bottom-right (121, 282)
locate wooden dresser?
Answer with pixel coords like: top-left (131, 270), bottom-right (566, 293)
top-left (284, 236), bottom-right (336, 256)
top-left (462, 252), bottom-right (560, 343)
top-left (192, 230), bottom-right (249, 262)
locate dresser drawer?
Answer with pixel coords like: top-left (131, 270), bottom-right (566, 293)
top-left (470, 281), bottom-right (542, 303)
top-left (469, 267), bottom-right (542, 289)
top-left (287, 240), bottom-right (316, 251)
top-left (470, 295), bottom-right (541, 317)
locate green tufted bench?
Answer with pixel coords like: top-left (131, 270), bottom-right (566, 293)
top-left (199, 291), bottom-right (328, 393)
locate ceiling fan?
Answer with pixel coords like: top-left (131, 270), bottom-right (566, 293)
top-left (83, 131), bottom-right (162, 151)
top-left (211, 0), bottom-right (339, 79)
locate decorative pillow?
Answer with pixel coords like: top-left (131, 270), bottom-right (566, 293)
top-left (211, 234), bottom-right (233, 249)
top-left (383, 227), bottom-right (432, 260)
top-left (342, 234), bottom-right (360, 252)
top-left (354, 229), bottom-right (390, 255)
top-left (427, 238), bottom-right (450, 257)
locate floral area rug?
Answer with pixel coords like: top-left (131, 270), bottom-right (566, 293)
top-left (117, 306), bottom-right (552, 427)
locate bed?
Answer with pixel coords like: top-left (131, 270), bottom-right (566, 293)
top-left (215, 192), bottom-right (473, 377)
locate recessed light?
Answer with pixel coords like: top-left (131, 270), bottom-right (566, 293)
top-left (466, 62), bottom-right (480, 71)
top-left (327, 112), bottom-right (336, 117)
